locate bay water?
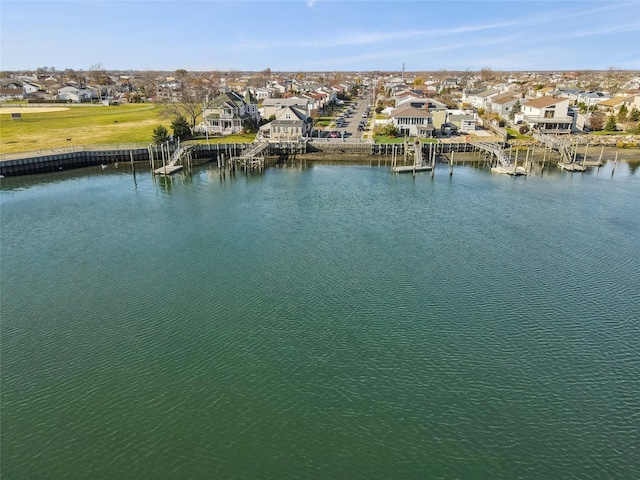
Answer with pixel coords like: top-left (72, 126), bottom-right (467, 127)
top-left (1, 161), bottom-right (639, 479)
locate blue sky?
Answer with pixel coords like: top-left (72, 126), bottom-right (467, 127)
top-left (1, 0), bottom-right (639, 72)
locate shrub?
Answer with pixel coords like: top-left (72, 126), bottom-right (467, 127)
top-left (152, 125), bottom-right (169, 144)
top-left (171, 115), bottom-right (191, 140)
top-left (604, 115), bottom-right (618, 132)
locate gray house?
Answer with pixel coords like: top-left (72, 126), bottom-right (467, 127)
top-left (257, 105), bottom-right (312, 140)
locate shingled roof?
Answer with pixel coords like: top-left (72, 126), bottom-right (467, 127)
top-left (523, 96), bottom-right (567, 108)
top-left (390, 105), bottom-right (432, 118)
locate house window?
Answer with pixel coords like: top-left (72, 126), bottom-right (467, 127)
top-left (544, 110), bottom-right (555, 118)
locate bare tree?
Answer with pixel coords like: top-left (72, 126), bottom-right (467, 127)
top-left (604, 66), bottom-right (622, 95)
top-left (480, 66), bottom-right (494, 83)
top-left (89, 63), bottom-right (109, 101)
top-left (161, 74), bottom-right (214, 130)
top-left (136, 70), bottom-right (160, 101)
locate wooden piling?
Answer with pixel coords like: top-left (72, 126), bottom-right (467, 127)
top-left (449, 150), bottom-right (454, 176)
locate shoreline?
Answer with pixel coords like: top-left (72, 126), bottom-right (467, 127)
top-left (0, 143), bottom-right (637, 178)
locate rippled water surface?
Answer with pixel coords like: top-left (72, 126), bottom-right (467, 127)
top-left (2, 161), bottom-right (639, 479)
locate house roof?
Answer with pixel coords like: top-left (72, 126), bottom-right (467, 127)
top-left (476, 88), bottom-right (500, 98)
top-left (523, 96), bottom-right (567, 108)
top-left (243, 90), bottom-right (257, 105)
top-left (390, 105), bottom-right (432, 118)
top-left (263, 98), bottom-right (309, 107)
top-left (597, 96), bottom-right (632, 107)
top-left (208, 91), bottom-right (246, 108)
top-left (274, 105), bottom-right (307, 122)
top-left (491, 93), bottom-right (521, 105)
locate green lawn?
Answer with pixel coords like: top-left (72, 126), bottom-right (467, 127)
top-left (374, 136), bottom-right (406, 144)
top-left (1, 103), bottom-right (170, 154)
top-left (506, 127), bottom-right (530, 140)
top-left (190, 134), bottom-right (255, 144)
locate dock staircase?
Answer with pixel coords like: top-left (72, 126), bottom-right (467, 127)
top-left (154, 143), bottom-right (195, 175)
top-left (167, 144), bottom-right (195, 167)
top-left (232, 141), bottom-right (270, 171)
top-left (534, 132), bottom-right (586, 171)
top-left (471, 141), bottom-right (512, 167)
top-left (471, 141), bottom-right (525, 176)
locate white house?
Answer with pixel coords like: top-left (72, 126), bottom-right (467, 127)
top-left (22, 82), bottom-right (41, 95)
top-left (447, 112), bottom-right (477, 132)
top-left (57, 86), bottom-right (96, 102)
top-left (253, 87), bottom-right (272, 101)
top-left (577, 91), bottom-right (611, 107)
top-left (389, 105), bottom-right (434, 137)
top-left (490, 93), bottom-right (522, 118)
top-left (518, 96), bottom-right (573, 133)
top-left (464, 88), bottom-right (500, 109)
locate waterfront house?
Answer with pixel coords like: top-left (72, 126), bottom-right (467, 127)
top-left (518, 96), bottom-right (573, 133)
top-left (389, 105), bottom-right (434, 137)
top-left (257, 105), bottom-right (312, 140)
top-left (200, 91), bottom-right (260, 135)
top-left (446, 112), bottom-right (477, 132)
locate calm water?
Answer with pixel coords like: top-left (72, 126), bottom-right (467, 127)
top-left (1, 161), bottom-right (639, 479)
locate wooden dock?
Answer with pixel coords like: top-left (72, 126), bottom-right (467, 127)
top-left (154, 165), bottom-right (184, 175)
top-left (491, 165), bottom-right (526, 176)
top-left (392, 164), bottom-right (432, 173)
top-left (557, 162), bottom-right (586, 172)
top-left (231, 142), bottom-right (270, 172)
top-left (471, 141), bottom-right (527, 176)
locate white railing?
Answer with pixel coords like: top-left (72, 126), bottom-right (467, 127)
top-left (471, 141), bottom-right (512, 166)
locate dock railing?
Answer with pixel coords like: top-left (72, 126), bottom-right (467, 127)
top-left (470, 141), bottom-right (512, 166)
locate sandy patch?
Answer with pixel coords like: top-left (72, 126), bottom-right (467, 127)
top-left (0, 107), bottom-right (70, 114)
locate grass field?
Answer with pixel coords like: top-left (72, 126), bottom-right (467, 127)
top-left (0, 104), bottom-right (171, 154)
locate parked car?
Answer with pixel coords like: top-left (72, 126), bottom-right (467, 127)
top-left (329, 131), bottom-right (339, 138)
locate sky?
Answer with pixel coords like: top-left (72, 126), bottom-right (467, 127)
top-left (1, 0), bottom-right (639, 72)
